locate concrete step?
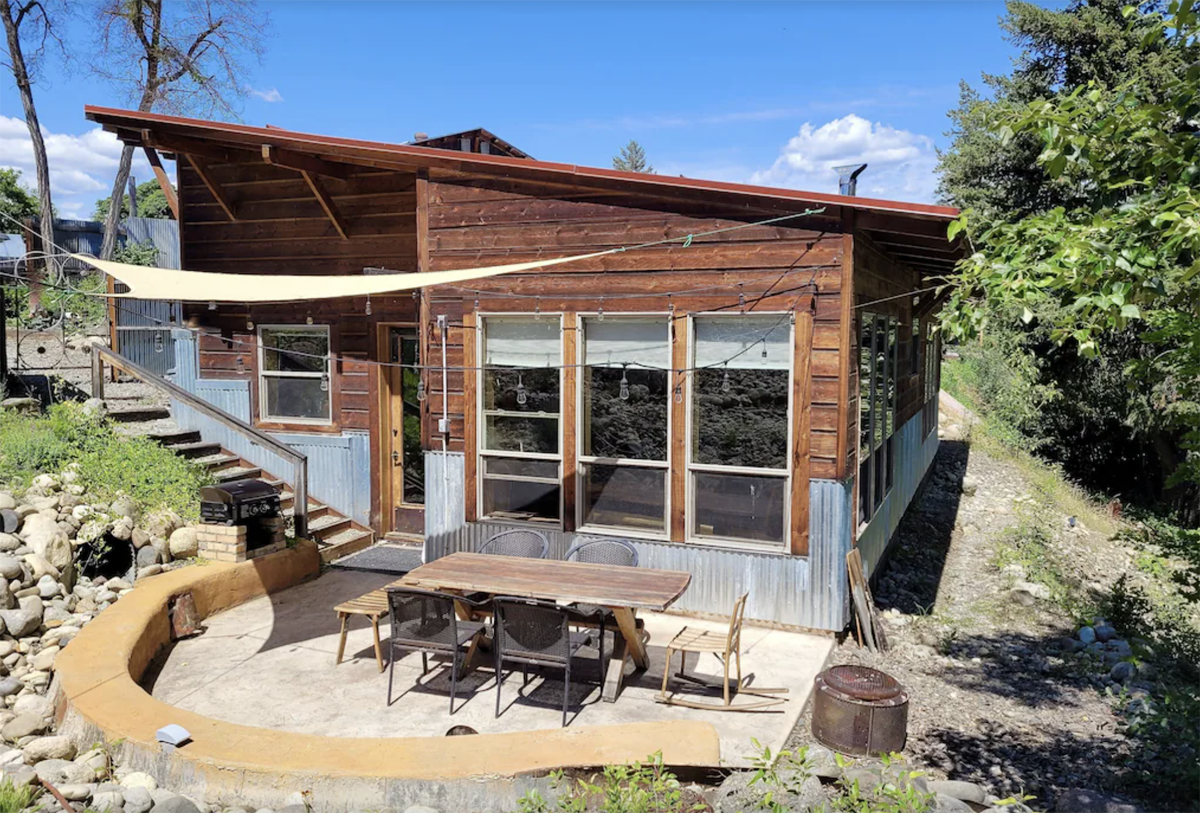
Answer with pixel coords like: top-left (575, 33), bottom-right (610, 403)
top-left (107, 406), bottom-right (171, 423)
top-left (317, 528), bottom-right (375, 562)
top-left (214, 466), bottom-right (262, 483)
top-left (382, 532), bottom-right (424, 548)
top-left (149, 429), bottom-right (202, 446)
top-left (307, 513), bottom-right (350, 536)
top-left (165, 441), bottom-right (223, 459)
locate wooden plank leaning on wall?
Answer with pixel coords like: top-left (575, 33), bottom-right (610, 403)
top-left (462, 308), bottom-right (478, 523)
top-left (790, 307), bottom-right (814, 556)
top-left (669, 308), bottom-right (688, 543)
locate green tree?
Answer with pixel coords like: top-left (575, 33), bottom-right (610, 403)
top-left (0, 167), bottom-right (38, 223)
top-left (613, 140), bottom-right (654, 174)
top-left (943, 1), bottom-right (1200, 522)
top-left (92, 179), bottom-right (176, 221)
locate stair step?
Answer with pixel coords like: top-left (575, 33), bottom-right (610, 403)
top-left (196, 453), bottom-right (240, 469)
top-left (108, 406), bottom-right (171, 423)
top-left (166, 441), bottom-right (223, 459)
top-left (317, 528), bottom-right (375, 562)
top-left (307, 514), bottom-right (350, 535)
top-left (383, 532), bottom-right (424, 548)
top-left (283, 501), bottom-right (326, 518)
top-left (214, 466), bottom-right (262, 483)
top-left (149, 430), bottom-right (201, 446)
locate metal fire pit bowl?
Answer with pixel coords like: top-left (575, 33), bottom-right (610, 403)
top-left (812, 665), bottom-right (909, 756)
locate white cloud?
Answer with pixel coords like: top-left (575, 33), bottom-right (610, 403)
top-left (749, 114), bottom-right (939, 203)
top-left (247, 85), bottom-right (283, 103)
top-left (0, 116), bottom-right (168, 220)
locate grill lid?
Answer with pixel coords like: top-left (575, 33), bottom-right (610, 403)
top-left (200, 480), bottom-right (279, 505)
top-left (822, 665), bottom-right (903, 701)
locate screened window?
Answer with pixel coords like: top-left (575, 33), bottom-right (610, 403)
top-left (258, 326), bottom-right (331, 423)
top-left (689, 315), bottom-right (791, 547)
top-left (858, 312), bottom-right (899, 524)
top-left (480, 317), bottom-right (562, 523)
top-left (579, 317), bottom-right (669, 534)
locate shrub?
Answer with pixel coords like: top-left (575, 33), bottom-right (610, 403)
top-left (0, 777), bottom-right (39, 813)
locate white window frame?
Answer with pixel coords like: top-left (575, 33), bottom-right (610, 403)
top-left (476, 313), bottom-right (565, 528)
top-left (257, 324), bottom-right (332, 425)
top-left (685, 311), bottom-right (794, 551)
top-left (575, 312), bottom-right (672, 541)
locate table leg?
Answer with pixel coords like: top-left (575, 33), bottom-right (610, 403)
top-left (612, 607), bottom-right (648, 669)
top-left (602, 629), bottom-right (628, 704)
top-left (335, 612), bottom-right (349, 666)
top-left (370, 615), bottom-right (384, 673)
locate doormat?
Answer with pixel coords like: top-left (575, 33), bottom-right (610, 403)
top-left (329, 544), bottom-right (423, 575)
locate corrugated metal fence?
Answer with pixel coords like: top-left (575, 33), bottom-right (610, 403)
top-left (114, 218), bottom-right (180, 377)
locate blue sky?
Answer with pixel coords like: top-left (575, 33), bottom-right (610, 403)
top-left (1, 1), bottom-right (1032, 219)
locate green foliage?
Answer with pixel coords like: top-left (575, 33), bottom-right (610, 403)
top-left (613, 140), bottom-right (654, 174)
top-left (0, 402), bottom-right (210, 520)
top-left (92, 180), bottom-right (176, 220)
top-left (746, 740), bottom-right (816, 813)
top-left (113, 239), bottom-right (160, 266)
top-left (0, 168), bottom-right (39, 223)
top-left (823, 753), bottom-right (935, 813)
top-left (0, 777), bottom-right (40, 813)
top-left (513, 753), bottom-right (699, 813)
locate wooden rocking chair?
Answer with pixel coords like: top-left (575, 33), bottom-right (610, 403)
top-left (656, 592), bottom-right (788, 711)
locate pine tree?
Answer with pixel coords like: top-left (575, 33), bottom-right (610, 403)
top-left (612, 140), bottom-right (654, 174)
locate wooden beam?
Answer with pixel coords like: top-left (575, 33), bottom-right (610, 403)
top-left (141, 146), bottom-right (179, 220)
top-left (835, 217), bottom-right (856, 482)
top-left (143, 129), bottom-right (258, 164)
top-left (913, 286), bottom-right (952, 320)
top-left (300, 170), bottom-right (349, 240)
top-left (415, 170), bottom-right (431, 273)
top-left (857, 211), bottom-right (955, 242)
top-left (462, 310), bottom-right (478, 524)
top-left (668, 309), bottom-right (688, 543)
top-left (562, 312), bottom-right (578, 533)
top-left (790, 310), bottom-right (813, 556)
top-left (186, 155), bottom-right (237, 221)
top-left (261, 144), bottom-right (351, 180)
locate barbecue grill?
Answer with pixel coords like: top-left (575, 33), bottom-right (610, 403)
top-left (200, 480), bottom-right (280, 525)
top-left (811, 665), bottom-right (909, 756)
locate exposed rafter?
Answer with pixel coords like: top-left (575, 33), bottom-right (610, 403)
top-left (301, 170), bottom-right (349, 240)
top-left (142, 129), bottom-right (258, 164)
top-left (142, 146), bottom-right (179, 220)
top-left (261, 144), bottom-right (351, 179)
top-left (187, 155), bottom-right (237, 221)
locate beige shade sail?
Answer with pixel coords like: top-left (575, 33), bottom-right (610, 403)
top-left (70, 250), bottom-right (619, 303)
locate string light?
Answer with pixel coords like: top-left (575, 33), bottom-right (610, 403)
top-left (416, 376), bottom-right (426, 401)
top-left (246, 319), bottom-right (255, 331)
top-left (673, 382), bottom-right (683, 404)
top-left (721, 364), bottom-right (731, 393)
top-left (619, 365), bottom-right (630, 401)
top-left (515, 372), bottom-right (528, 406)
top-left (306, 314), bottom-right (314, 325)
top-left (153, 332), bottom-right (164, 354)
top-left (738, 285), bottom-right (746, 314)
top-left (534, 297), bottom-right (541, 320)
top-left (597, 297), bottom-right (604, 322)
top-left (235, 356), bottom-right (245, 374)
top-left (365, 296), bottom-right (372, 316)
top-left (320, 372), bottom-right (330, 392)
top-left (208, 301), bottom-right (216, 311)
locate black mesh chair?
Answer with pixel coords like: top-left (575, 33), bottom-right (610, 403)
top-left (478, 529), bottom-right (550, 559)
top-left (564, 537), bottom-right (639, 650)
top-left (386, 588), bottom-right (486, 714)
top-left (492, 596), bottom-right (603, 727)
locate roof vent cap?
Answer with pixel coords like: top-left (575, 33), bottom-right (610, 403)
top-left (834, 164), bottom-right (868, 196)
top-left (413, 132), bottom-right (428, 141)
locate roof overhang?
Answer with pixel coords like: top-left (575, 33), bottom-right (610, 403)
top-left (84, 105), bottom-right (964, 278)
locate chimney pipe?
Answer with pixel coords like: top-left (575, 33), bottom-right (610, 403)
top-left (834, 163), bottom-right (868, 196)
top-left (413, 132), bottom-right (428, 141)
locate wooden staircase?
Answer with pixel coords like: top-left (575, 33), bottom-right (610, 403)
top-left (110, 411), bottom-right (375, 562)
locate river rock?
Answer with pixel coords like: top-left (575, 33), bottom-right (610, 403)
top-left (30, 646), bottom-right (57, 672)
top-left (22, 735), bottom-right (76, 762)
top-left (119, 771), bottom-right (158, 791)
top-left (934, 794), bottom-right (974, 813)
top-left (154, 796), bottom-right (203, 813)
top-left (0, 609), bottom-right (40, 638)
top-left (0, 677), bottom-right (20, 697)
top-left (124, 786), bottom-right (153, 813)
top-left (131, 528), bottom-right (151, 550)
top-left (136, 547), bottom-right (161, 570)
top-left (58, 784), bottom-right (94, 802)
top-left (1094, 623), bottom-right (1117, 643)
top-left (3, 713), bottom-right (46, 740)
top-left (1109, 661), bottom-right (1136, 683)
top-left (37, 575), bottom-right (59, 599)
top-left (27, 528), bottom-right (72, 571)
top-left (1078, 626), bottom-right (1097, 645)
top-left (93, 789), bottom-right (125, 811)
top-left (0, 494), bottom-right (14, 511)
top-left (0, 581), bottom-right (12, 612)
top-left (0, 557), bottom-right (21, 582)
top-left (1056, 788), bottom-right (1143, 813)
top-left (13, 694), bottom-right (51, 719)
top-left (168, 527), bottom-right (198, 559)
top-left (110, 497), bottom-right (137, 519)
top-left (0, 533), bottom-right (19, 552)
top-left (928, 780), bottom-right (987, 804)
top-left (111, 518), bottom-right (134, 542)
top-left (143, 510), bottom-right (182, 540)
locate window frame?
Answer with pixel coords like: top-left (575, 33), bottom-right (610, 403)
top-left (685, 311), bottom-right (794, 551)
top-left (256, 324), bottom-right (333, 426)
top-left (574, 312), bottom-right (672, 541)
top-left (475, 313), bottom-right (566, 528)
top-left (857, 311), bottom-right (900, 529)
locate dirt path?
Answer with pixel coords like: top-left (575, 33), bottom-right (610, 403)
top-left (787, 418), bottom-right (1150, 810)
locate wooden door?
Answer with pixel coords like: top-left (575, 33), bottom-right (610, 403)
top-left (386, 326), bottom-right (425, 535)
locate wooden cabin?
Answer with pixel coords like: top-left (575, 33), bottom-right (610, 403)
top-left (84, 106), bottom-right (961, 631)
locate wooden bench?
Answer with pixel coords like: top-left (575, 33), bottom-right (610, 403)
top-left (334, 589), bottom-right (391, 672)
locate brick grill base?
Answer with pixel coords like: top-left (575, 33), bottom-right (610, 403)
top-left (198, 517), bottom-right (287, 563)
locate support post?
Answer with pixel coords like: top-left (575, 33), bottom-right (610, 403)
top-left (293, 457), bottom-right (309, 539)
top-left (91, 350), bottom-right (104, 400)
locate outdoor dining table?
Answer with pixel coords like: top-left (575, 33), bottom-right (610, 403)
top-left (397, 551), bottom-right (692, 702)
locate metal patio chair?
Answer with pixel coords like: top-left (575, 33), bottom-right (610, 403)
top-left (657, 592), bottom-right (788, 711)
top-left (564, 537), bottom-right (639, 649)
top-left (386, 587), bottom-right (486, 714)
top-left (478, 529), bottom-right (550, 559)
top-left (492, 596), bottom-right (603, 727)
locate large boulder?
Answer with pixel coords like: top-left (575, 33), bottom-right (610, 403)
top-left (142, 510), bottom-right (183, 541)
top-left (110, 497), bottom-right (137, 520)
top-left (24, 552), bottom-right (60, 581)
top-left (2, 713), bottom-right (47, 741)
top-left (24, 517), bottom-right (72, 571)
top-left (168, 527), bottom-right (199, 560)
top-left (17, 514), bottom-right (56, 542)
top-left (22, 736), bottom-right (76, 762)
top-left (136, 546), bottom-right (161, 570)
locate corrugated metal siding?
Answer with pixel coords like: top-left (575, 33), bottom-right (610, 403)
top-left (169, 330), bottom-right (371, 524)
top-left (856, 412), bottom-right (939, 578)
top-left (423, 450), bottom-right (853, 631)
top-left (114, 218), bottom-right (180, 377)
top-left (0, 234), bottom-right (24, 260)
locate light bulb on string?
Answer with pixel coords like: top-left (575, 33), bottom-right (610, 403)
top-left (673, 383), bottom-right (683, 404)
top-left (208, 301), bottom-right (217, 311)
top-left (597, 297), bottom-right (604, 322)
top-left (153, 332), bottom-right (164, 354)
top-left (474, 297), bottom-right (480, 312)
top-left (416, 376), bottom-right (426, 401)
top-left (515, 372), bottom-right (528, 407)
top-left (320, 373), bottom-right (330, 392)
top-left (235, 356), bottom-right (245, 374)
top-left (534, 297), bottom-right (541, 320)
top-left (306, 314), bottom-right (314, 325)
top-left (619, 365), bottom-right (630, 401)
top-left (247, 319), bottom-right (254, 331)
top-left (761, 340), bottom-right (768, 360)
top-left (365, 296), bottom-right (372, 316)
top-left (721, 364), bottom-right (731, 393)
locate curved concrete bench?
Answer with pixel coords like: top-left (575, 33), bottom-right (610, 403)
top-left (54, 541), bottom-right (721, 812)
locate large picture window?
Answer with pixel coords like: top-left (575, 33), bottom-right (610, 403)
top-left (579, 317), bottom-right (669, 534)
top-left (258, 326), bottom-right (331, 424)
top-left (479, 317), bottom-right (562, 524)
top-left (858, 312), bottom-right (899, 525)
top-left (689, 314), bottom-right (791, 547)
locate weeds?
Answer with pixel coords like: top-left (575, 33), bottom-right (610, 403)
top-left (0, 778), bottom-right (40, 813)
top-left (513, 753), bottom-right (701, 813)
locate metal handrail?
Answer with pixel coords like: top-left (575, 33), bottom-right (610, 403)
top-left (90, 344), bottom-right (309, 537)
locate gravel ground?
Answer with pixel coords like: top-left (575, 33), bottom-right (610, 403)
top-left (786, 417), bottom-right (1153, 811)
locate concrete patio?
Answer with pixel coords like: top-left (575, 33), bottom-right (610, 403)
top-left (144, 569), bottom-right (834, 766)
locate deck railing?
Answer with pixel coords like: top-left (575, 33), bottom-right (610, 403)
top-left (90, 344), bottom-right (309, 537)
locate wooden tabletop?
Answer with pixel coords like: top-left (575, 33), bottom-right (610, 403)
top-left (400, 552), bottom-right (692, 612)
